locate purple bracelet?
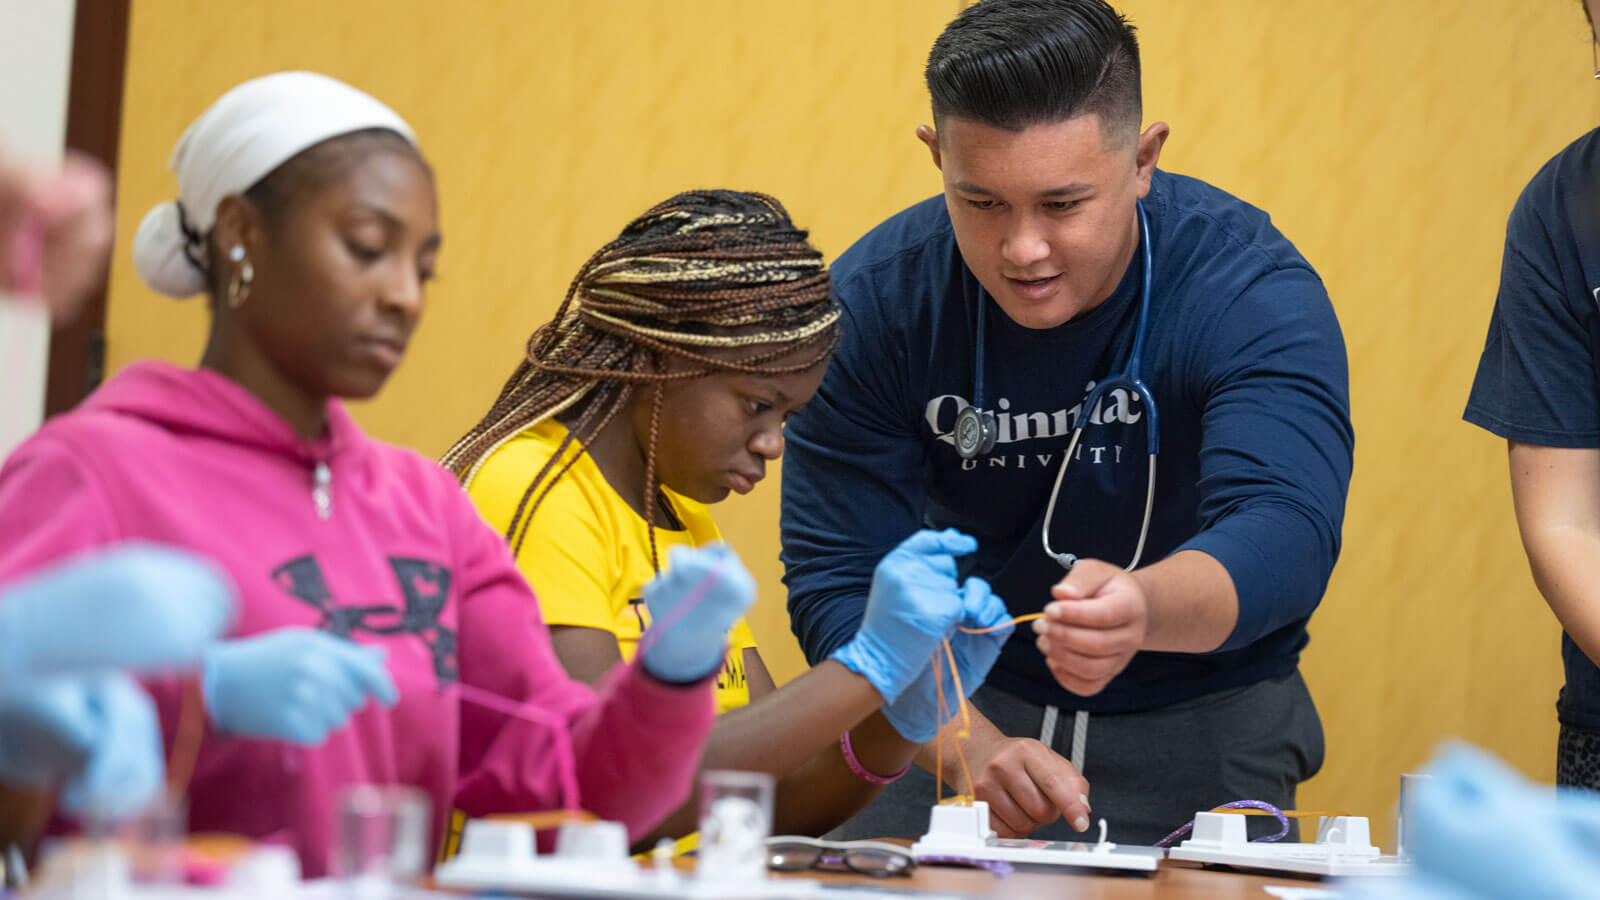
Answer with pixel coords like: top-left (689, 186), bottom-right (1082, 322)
top-left (840, 731), bottom-right (911, 784)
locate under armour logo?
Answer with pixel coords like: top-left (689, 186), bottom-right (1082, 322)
top-left (271, 555), bottom-right (458, 682)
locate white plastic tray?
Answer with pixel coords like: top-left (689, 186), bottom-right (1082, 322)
top-left (1165, 812), bottom-right (1411, 878)
top-left (909, 801), bottom-right (1160, 874)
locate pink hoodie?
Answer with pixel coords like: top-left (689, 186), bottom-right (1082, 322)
top-left (0, 361), bottom-right (714, 875)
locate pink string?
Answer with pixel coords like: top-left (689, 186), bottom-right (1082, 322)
top-left (393, 672), bottom-right (581, 813)
top-left (397, 557), bottom-right (731, 813)
top-left (404, 557), bottom-right (730, 817)
top-left (632, 554), bottom-right (732, 663)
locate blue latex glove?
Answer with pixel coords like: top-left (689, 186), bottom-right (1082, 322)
top-left (881, 576), bottom-right (1012, 743)
top-left (0, 543), bottom-right (234, 687)
top-left (638, 543), bottom-right (757, 683)
top-left (830, 529), bottom-right (988, 706)
top-left (202, 628), bottom-right (398, 745)
top-left (0, 672), bottom-right (162, 822)
top-left (1413, 743), bottom-right (1600, 899)
top-left (1342, 741), bottom-right (1600, 900)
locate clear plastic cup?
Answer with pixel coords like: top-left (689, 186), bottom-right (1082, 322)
top-left (335, 785), bottom-right (430, 896)
top-left (82, 789), bottom-right (186, 884)
top-left (1396, 772), bottom-right (1433, 860)
top-left (695, 770), bottom-right (774, 882)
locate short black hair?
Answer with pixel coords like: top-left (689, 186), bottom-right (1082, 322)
top-left (926, 0), bottom-right (1142, 141)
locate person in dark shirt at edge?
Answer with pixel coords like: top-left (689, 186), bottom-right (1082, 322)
top-left (1463, 0), bottom-right (1600, 794)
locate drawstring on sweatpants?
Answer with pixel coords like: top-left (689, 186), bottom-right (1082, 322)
top-left (1040, 704), bottom-right (1090, 774)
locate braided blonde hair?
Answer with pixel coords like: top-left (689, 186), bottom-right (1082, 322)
top-left (442, 189), bottom-right (840, 569)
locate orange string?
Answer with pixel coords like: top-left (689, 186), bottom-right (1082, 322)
top-left (933, 612), bottom-right (1049, 806)
top-left (939, 604), bottom-right (1358, 827)
top-left (161, 674), bottom-right (599, 832)
top-left (165, 677), bottom-right (204, 799)
top-left (485, 810), bottom-right (597, 830)
top-left (942, 639), bottom-right (975, 798)
top-left (957, 612), bottom-right (1045, 635)
top-left (933, 649), bottom-right (945, 806)
top-left (170, 610), bottom-right (1066, 818)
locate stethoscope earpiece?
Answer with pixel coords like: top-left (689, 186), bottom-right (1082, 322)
top-left (1048, 551), bottom-right (1078, 570)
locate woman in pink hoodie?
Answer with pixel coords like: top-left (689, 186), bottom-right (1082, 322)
top-left (0, 71), bottom-right (751, 876)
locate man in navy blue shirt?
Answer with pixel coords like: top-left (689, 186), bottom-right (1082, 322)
top-left (1464, 0), bottom-right (1600, 793)
top-left (782, 0), bottom-right (1353, 844)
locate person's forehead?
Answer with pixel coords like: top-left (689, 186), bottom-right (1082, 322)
top-left (941, 112), bottom-right (1112, 145)
top-left (301, 150), bottom-right (433, 215)
top-left (940, 115), bottom-right (1128, 186)
top-left (704, 354), bottom-right (826, 389)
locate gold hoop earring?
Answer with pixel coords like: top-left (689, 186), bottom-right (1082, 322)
top-left (227, 259), bottom-right (254, 309)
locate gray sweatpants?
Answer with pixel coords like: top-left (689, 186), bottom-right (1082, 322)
top-left (827, 670), bottom-right (1325, 847)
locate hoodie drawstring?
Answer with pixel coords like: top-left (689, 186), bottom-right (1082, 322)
top-left (312, 461), bottom-right (332, 520)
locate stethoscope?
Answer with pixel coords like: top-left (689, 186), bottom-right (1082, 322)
top-left (952, 200), bottom-right (1160, 572)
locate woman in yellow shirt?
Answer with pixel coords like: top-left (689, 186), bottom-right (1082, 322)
top-left (444, 190), bottom-right (1011, 843)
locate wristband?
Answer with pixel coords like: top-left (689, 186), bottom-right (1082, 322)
top-left (840, 730), bottom-right (911, 785)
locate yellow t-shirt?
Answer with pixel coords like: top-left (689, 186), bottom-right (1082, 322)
top-left (468, 419), bottom-right (756, 714)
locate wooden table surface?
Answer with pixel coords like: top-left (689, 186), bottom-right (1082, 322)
top-left (762, 859), bottom-right (1316, 898)
top-left (424, 835), bottom-right (1326, 898)
top-left (424, 851), bottom-right (1324, 898)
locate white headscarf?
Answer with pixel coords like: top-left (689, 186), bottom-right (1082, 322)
top-left (132, 71), bottom-right (416, 299)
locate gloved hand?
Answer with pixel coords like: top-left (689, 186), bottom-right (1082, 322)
top-left (638, 543), bottom-right (756, 683)
top-left (0, 672), bottom-right (163, 821)
top-left (0, 543), bottom-right (235, 687)
top-left (202, 628), bottom-right (397, 745)
top-left (1340, 742), bottom-right (1600, 900)
top-left (830, 529), bottom-right (987, 706)
top-left (1412, 743), bottom-right (1600, 899)
top-left (882, 576), bottom-right (1012, 743)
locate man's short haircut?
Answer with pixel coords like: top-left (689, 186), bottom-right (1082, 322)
top-left (926, 0), bottom-right (1142, 142)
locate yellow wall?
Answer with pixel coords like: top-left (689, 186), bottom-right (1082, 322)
top-left (1110, 0), bottom-right (1600, 847)
top-left (108, 0), bottom-right (1600, 851)
top-left (108, 0), bottom-right (962, 692)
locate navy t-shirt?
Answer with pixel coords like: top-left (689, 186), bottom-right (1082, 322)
top-left (781, 170), bottom-right (1354, 713)
top-left (1465, 128), bottom-right (1600, 732)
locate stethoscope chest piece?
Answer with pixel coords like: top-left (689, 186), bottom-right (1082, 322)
top-left (954, 403), bottom-right (996, 459)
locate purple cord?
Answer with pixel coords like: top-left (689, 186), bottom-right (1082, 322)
top-left (916, 855), bottom-right (1013, 877)
top-left (1154, 800), bottom-right (1290, 848)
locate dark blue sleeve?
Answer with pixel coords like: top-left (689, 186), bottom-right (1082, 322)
top-left (1175, 266), bottom-right (1354, 651)
top-left (780, 270), bottom-right (931, 664)
top-left (1463, 192), bottom-right (1600, 448)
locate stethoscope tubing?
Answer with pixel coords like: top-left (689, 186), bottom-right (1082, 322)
top-left (1039, 201), bottom-right (1159, 571)
top-left (955, 199), bottom-right (1161, 572)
